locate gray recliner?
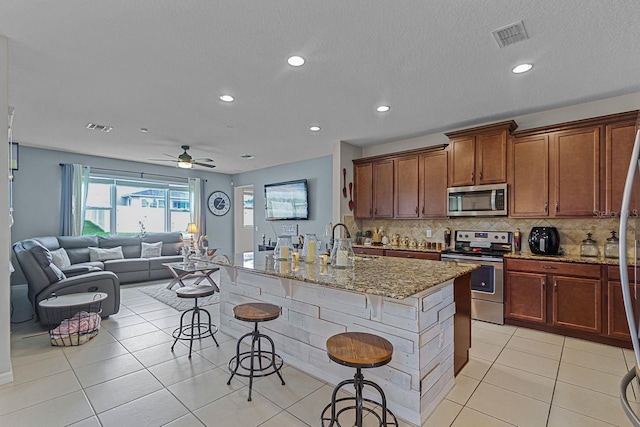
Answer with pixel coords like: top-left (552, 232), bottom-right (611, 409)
top-left (13, 239), bottom-right (120, 324)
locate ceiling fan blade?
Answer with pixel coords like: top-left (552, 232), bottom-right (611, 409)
top-left (148, 158), bottom-right (178, 162)
top-left (192, 158), bottom-right (214, 162)
top-left (193, 162), bottom-right (216, 169)
top-left (162, 153), bottom-right (175, 158)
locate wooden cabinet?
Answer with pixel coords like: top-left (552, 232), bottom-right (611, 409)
top-left (384, 250), bottom-right (440, 261)
top-left (373, 160), bottom-right (394, 218)
top-left (606, 266), bottom-right (639, 340)
top-left (353, 247), bottom-right (385, 256)
top-left (510, 125), bottom-right (600, 217)
top-left (446, 121), bottom-right (517, 187)
top-left (394, 155), bottom-right (420, 218)
top-left (605, 112), bottom-right (640, 216)
top-left (420, 151), bottom-right (448, 218)
top-left (354, 163), bottom-right (373, 219)
top-left (353, 159), bottom-right (394, 219)
top-left (505, 270), bottom-right (546, 323)
top-left (505, 258), bottom-right (602, 334)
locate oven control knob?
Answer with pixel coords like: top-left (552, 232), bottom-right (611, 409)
top-left (501, 236), bottom-right (505, 240)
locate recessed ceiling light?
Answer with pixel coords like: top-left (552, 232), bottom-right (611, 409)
top-left (512, 63), bottom-right (533, 74)
top-left (309, 126), bottom-right (321, 132)
top-left (240, 154), bottom-right (255, 159)
top-left (85, 122), bottom-right (113, 132)
top-left (140, 128), bottom-right (148, 133)
top-left (219, 95), bottom-right (235, 102)
top-left (287, 55), bottom-right (305, 67)
top-left (376, 105), bottom-right (391, 113)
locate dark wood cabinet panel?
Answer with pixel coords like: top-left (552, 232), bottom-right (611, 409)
top-left (449, 136), bottom-right (476, 187)
top-left (373, 160), bottom-right (394, 218)
top-left (384, 250), bottom-right (440, 260)
top-left (505, 271), bottom-right (547, 323)
top-left (552, 127), bottom-right (601, 217)
top-left (394, 156), bottom-right (420, 218)
top-left (354, 163), bottom-right (373, 219)
top-left (454, 273), bottom-right (471, 375)
top-left (510, 135), bottom-right (549, 217)
top-left (606, 120), bottom-right (639, 216)
top-left (552, 275), bottom-right (601, 333)
top-left (420, 151), bottom-right (448, 218)
top-left (607, 280), bottom-right (638, 340)
top-left (476, 130), bottom-right (507, 184)
top-left (353, 247), bottom-right (385, 256)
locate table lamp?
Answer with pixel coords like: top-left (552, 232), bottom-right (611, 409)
top-left (186, 222), bottom-right (198, 250)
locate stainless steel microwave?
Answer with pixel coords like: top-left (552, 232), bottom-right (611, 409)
top-left (447, 184), bottom-right (508, 217)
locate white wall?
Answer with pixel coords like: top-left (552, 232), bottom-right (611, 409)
top-left (0, 36), bottom-right (13, 385)
top-left (362, 92), bottom-right (640, 157)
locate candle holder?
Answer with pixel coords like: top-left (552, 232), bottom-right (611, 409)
top-left (330, 238), bottom-right (355, 269)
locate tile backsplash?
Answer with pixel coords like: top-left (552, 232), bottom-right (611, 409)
top-left (345, 216), bottom-right (636, 257)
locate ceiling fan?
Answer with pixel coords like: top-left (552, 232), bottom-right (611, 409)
top-left (149, 145), bottom-right (216, 169)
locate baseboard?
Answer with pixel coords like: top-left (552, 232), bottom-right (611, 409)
top-left (0, 369), bottom-right (13, 386)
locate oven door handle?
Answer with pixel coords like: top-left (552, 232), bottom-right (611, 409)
top-left (441, 255), bottom-right (504, 266)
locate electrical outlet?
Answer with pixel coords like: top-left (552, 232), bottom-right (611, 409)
top-left (426, 229), bottom-right (432, 238)
top-left (255, 226), bottom-right (258, 231)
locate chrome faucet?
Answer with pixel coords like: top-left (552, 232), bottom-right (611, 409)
top-left (330, 223), bottom-right (351, 249)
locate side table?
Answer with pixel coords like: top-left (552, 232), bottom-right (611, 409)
top-left (39, 292), bottom-right (108, 346)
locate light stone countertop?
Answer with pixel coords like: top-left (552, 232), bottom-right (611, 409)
top-left (353, 244), bottom-right (443, 253)
top-left (212, 252), bottom-right (477, 300)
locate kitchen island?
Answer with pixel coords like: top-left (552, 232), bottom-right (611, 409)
top-left (213, 252), bottom-right (476, 426)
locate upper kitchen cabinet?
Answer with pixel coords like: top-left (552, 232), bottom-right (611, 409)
top-left (353, 158), bottom-right (394, 219)
top-left (510, 123), bottom-right (600, 218)
top-left (420, 150), bottom-right (448, 218)
top-left (604, 111), bottom-right (640, 216)
top-left (446, 121), bottom-right (517, 187)
top-left (394, 155), bottom-right (420, 218)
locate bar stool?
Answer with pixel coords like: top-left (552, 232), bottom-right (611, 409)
top-left (227, 302), bottom-right (285, 401)
top-left (321, 332), bottom-right (398, 427)
top-left (171, 286), bottom-right (219, 358)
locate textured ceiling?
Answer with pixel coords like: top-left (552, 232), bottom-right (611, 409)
top-left (1, 1), bottom-right (639, 174)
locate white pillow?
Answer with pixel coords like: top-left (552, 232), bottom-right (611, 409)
top-left (141, 241), bottom-right (163, 258)
top-left (50, 248), bottom-right (71, 269)
top-left (89, 246), bottom-right (124, 262)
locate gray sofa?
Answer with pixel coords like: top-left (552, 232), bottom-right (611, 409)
top-left (13, 232), bottom-right (184, 324)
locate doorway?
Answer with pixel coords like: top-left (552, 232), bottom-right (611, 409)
top-left (234, 185), bottom-right (254, 253)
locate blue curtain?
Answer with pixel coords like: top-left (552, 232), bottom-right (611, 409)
top-left (60, 163), bottom-right (90, 236)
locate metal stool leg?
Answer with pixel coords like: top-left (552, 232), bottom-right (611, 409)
top-left (201, 307), bottom-right (219, 347)
top-left (227, 330), bottom-right (253, 384)
top-left (261, 332), bottom-right (285, 385)
top-left (188, 301), bottom-right (198, 358)
top-left (248, 323), bottom-right (258, 401)
top-left (171, 308), bottom-right (191, 352)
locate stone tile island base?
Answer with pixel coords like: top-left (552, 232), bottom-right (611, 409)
top-left (218, 266), bottom-right (460, 426)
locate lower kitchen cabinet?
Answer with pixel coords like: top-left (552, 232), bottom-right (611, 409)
top-left (606, 266), bottom-right (640, 340)
top-left (353, 247), bottom-right (385, 256)
top-left (505, 271), bottom-right (546, 323)
top-left (504, 258), bottom-right (617, 344)
top-left (384, 250), bottom-right (440, 260)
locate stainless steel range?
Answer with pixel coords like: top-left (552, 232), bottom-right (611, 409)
top-left (441, 230), bottom-right (512, 325)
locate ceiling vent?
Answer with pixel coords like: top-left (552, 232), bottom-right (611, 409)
top-left (85, 122), bottom-right (113, 132)
top-left (492, 21), bottom-right (529, 48)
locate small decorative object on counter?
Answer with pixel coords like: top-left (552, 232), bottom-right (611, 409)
top-left (444, 228), bottom-right (451, 248)
top-left (418, 240), bottom-right (426, 249)
top-left (319, 254), bottom-right (328, 265)
top-left (381, 235), bottom-right (389, 245)
top-left (391, 234), bottom-right (400, 247)
top-left (409, 239), bottom-right (417, 249)
top-left (580, 232), bottom-right (599, 258)
top-left (605, 230), bottom-right (620, 259)
top-left (400, 236), bottom-right (409, 247)
top-left (372, 227), bottom-right (383, 244)
top-left (274, 236), bottom-right (293, 260)
top-left (301, 233), bottom-right (318, 263)
top-left (330, 237), bottom-right (355, 268)
top-left (514, 228), bottom-right (521, 254)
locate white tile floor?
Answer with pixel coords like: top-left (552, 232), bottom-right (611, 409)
top-left (3, 284), bottom-right (640, 426)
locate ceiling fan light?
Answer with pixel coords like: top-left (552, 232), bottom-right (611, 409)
top-left (178, 161), bottom-right (192, 169)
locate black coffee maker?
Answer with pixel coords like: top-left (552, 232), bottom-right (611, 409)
top-left (528, 227), bottom-right (560, 255)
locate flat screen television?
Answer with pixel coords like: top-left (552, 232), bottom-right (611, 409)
top-left (264, 179), bottom-right (309, 221)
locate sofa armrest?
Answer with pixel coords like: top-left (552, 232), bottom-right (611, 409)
top-left (61, 265), bottom-right (102, 277)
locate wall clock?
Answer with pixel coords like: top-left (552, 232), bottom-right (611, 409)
top-left (207, 191), bottom-right (231, 216)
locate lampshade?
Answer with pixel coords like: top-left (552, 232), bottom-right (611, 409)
top-left (186, 222), bottom-right (198, 234)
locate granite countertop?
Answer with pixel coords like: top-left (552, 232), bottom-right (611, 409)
top-left (504, 252), bottom-right (624, 265)
top-left (212, 252), bottom-right (477, 300)
top-left (353, 244), bottom-right (442, 253)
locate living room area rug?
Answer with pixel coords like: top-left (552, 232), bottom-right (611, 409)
top-left (137, 281), bottom-right (220, 311)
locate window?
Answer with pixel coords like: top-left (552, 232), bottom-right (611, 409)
top-left (83, 175), bottom-right (190, 236)
top-left (243, 188), bottom-right (254, 228)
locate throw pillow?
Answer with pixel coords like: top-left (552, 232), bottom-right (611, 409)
top-left (141, 241), bottom-right (162, 258)
top-left (50, 248), bottom-right (72, 269)
top-left (88, 246), bottom-right (125, 262)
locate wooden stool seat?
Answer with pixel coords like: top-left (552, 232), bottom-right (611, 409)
top-left (175, 286), bottom-right (217, 299)
top-left (326, 332), bottom-right (393, 368)
top-left (233, 302), bottom-right (280, 322)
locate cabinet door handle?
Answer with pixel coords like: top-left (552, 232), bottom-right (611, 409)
top-left (542, 279), bottom-right (546, 287)
top-left (544, 201), bottom-right (548, 213)
top-left (554, 280), bottom-right (558, 289)
top-left (375, 208), bottom-right (377, 215)
top-left (555, 201), bottom-right (559, 212)
top-left (471, 172), bottom-right (475, 181)
top-left (369, 208), bottom-right (372, 215)
top-left (542, 265), bottom-right (557, 270)
top-left (422, 206), bottom-right (425, 215)
top-left (415, 206), bottom-right (418, 215)
top-left (479, 171), bottom-right (483, 181)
